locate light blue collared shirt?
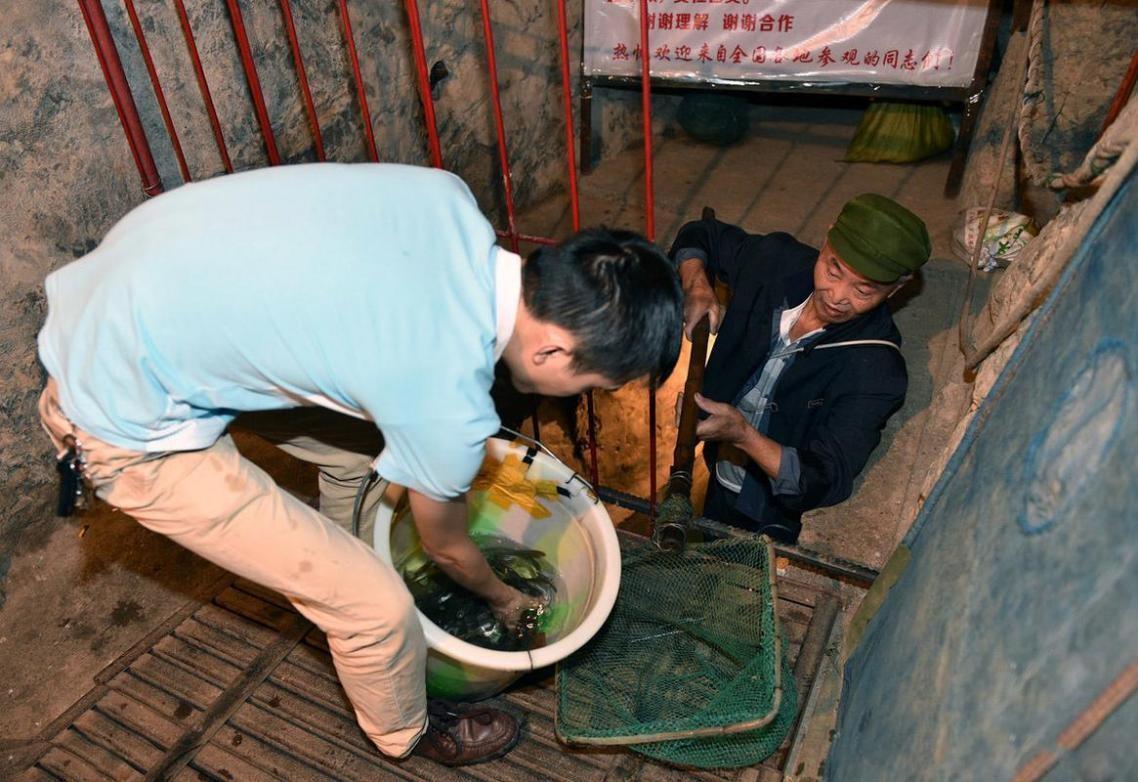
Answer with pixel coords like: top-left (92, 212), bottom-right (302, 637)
top-left (38, 163), bottom-right (519, 501)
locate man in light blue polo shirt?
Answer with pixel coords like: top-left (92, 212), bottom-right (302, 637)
top-left (37, 163), bottom-right (683, 766)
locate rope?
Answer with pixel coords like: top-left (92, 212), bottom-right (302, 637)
top-left (959, 0), bottom-right (1037, 361)
top-left (1017, 0), bottom-right (1131, 190)
top-left (1018, 0), bottom-right (1050, 186)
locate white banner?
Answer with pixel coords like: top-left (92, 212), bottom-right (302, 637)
top-left (584, 0), bottom-right (988, 88)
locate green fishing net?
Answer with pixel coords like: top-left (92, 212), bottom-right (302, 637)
top-left (556, 533), bottom-right (796, 769)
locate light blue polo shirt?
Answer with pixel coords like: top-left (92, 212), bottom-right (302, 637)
top-left (38, 163), bottom-right (520, 501)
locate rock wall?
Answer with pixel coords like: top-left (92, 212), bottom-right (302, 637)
top-left (958, 0), bottom-right (1138, 223)
top-left (0, 0), bottom-right (644, 552)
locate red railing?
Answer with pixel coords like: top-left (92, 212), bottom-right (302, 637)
top-left (78, 0), bottom-right (660, 520)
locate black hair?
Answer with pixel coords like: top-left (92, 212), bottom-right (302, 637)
top-left (522, 227), bottom-right (683, 386)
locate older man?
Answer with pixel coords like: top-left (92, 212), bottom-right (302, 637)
top-left (674, 194), bottom-right (931, 543)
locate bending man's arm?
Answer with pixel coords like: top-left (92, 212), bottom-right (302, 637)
top-left (408, 489), bottom-right (529, 621)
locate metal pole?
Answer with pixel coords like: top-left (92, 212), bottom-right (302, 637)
top-left (224, 0), bottom-right (281, 165)
top-left (172, 0), bottom-right (233, 173)
top-left (278, 0), bottom-right (326, 161)
top-left (122, 0), bottom-right (191, 181)
top-left (336, 0), bottom-right (379, 162)
top-left (77, 0), bottom-right (163, 196)
top-left (637, 0), bottom-right (658, 518)
top-left (402, 0), bottom-right (444, 168)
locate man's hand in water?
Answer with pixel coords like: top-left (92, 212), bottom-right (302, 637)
top-left (488, 586), bottom-right (541, 634)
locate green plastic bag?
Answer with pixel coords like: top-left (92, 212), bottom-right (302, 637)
top-left (845, 101), bottom-right (955, 163)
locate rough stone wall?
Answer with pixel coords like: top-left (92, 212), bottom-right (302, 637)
top-left (0, 0), bottom-right (643, 554)
top-left (958, 0), bottom-right (1138, 223)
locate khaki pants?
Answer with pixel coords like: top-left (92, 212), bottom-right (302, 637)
top-left (38, 380), bottom-right (428, 757)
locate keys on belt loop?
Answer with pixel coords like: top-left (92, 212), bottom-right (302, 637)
top-left (56, 434), bottom-right (89, 517)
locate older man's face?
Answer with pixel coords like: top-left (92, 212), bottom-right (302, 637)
top-left (811, 241), bottom-right (902, 325)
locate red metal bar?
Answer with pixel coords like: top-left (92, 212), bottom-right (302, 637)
top-left (402, 0), bottom-right (444, 168)
top-left (1099, 48), bottom-right (1138, 138)
top-left (224, 0), bottom-right (280, 165)
top-left (554, 0), bottom-right (581, 232)
top-left (637, 0), bottom-right (657, 517)
top-left (554, 0), bottom-right (597, 486)
top-left (122, 0), bottom-right (191, 182)
top-left (637, 0), bottom-right (656, 243)
top-left (77, 0), bottom-right (162, 196)
top-left (476, 0), bottom-right (521, 254)
top-left (172, 0), bottom-right (233, 173)
top-left (278, 0), bottom-right (325, 161)
top-left (336, 0), bottom-right (379, 162)
top-left (585, 391), bottom-right (600, 487)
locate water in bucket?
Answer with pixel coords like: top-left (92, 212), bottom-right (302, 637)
top-left (397, 534), bottom-right (563, 652)
top-left (374, 435), bottom-right (622, 700)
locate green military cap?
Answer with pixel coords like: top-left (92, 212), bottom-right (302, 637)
top-left (827, 194), bottom-right (931, 283)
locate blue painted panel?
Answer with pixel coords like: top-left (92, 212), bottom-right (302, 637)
top-left (828, 168), bottom-right (1138, 780)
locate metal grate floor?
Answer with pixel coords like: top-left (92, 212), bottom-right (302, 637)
top-left (12, 573), bottom-right (836, 782)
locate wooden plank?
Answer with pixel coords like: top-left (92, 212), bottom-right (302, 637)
top-left (128, 653), bottom-right (225, 708)
top-left (217, 703), bottom-right (416, 782)
top-left (283, 642), bottom-right (341, 685)
top-left (244, 681), bottom-right (373, 752)
top-left (777, 604), bottom-right (814, 630)
top-left (302, 628), bottom-right (331, 653)
top-left (485, 737), bottom-right (615, 781)
top-left (213, 588), bottom-right (298, 634)
top-left (184, 732), bottom-right (326, 782)
top-left (772, 579), bottom-right (821, 609)
top-left (142, 609), bottom-right (310, 781)
top-left (108, 671), bottom-right (200, 728)
top-left (35, 745), bottom-right (114, 782)
top-left (150, 635), bottom-right (245, 689)
top-left (16, 766), bottom-right (62, 782)
top-left (192, 603), bottom-right (281, 649)
top-left (468, 754), bottom-right (610, 782)
top-left (173, 748), bottom-right (285, 782)
top-left (92, 691), bottom-right (184, 750)
top-left (52, 728), bottom-right (142, 782)
top-left (781, 617), bottom-right (808, 646)
top-left (249, 676), bottom-right (619, 780)
top-left (635, 760), bottom-right (734, 782)
top-left (230, 578), bottom-right (295, 612)
top-left (504, 682), bottom-right (557, 717)
top-left (71, 710), bottom-right (163, 772)
top-left (267, 659), bottom-right (353, 713)
top-left (174, 617), bottom-right (260, 668)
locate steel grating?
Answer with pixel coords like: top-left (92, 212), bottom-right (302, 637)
top-left (12, 573), bottom-right (836, 782)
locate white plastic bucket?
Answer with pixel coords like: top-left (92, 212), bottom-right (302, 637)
top-left (372, 435), bottom-right (621, 701)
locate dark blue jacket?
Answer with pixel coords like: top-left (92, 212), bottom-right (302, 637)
top-left (671, 216), bottom-right (908, 540)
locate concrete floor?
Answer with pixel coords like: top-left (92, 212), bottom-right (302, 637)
top-left (1, 99), bottom-right (978, 775)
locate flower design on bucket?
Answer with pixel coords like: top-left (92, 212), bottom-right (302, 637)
top-left (472, 453), bottom-right (560, 518)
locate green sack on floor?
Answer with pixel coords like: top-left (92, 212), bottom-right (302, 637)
top-left (845, 102), bottom-right (955, 163)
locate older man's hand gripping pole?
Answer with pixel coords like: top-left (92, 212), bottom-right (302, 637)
top-left (407, 489), bottom-right (533, 630)
top-left (678, 259), bottom-right (722, 340)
